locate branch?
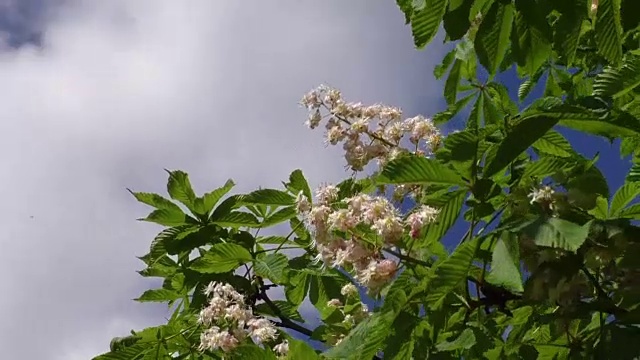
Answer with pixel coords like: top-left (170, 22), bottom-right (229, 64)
top-left (258, 290), bottom-right (313, 337)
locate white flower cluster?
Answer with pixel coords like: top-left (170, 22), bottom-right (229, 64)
top-left (300, 85), bottom-right (442, 171)
top-left (528, 185), bottom-right (556, 212)
top-left (296, 185), bottom-right (439, 291)
top-left (197, 282), bottom-right (288, 356)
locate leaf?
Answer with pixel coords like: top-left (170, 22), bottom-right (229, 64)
top-left (243, 189), bottom-right (295, 206)
top-left (618, 203), bottom-right (640, 219)
top-left (286, 169), bottom-right (312, 202)
top-left (486, 232), bottom-right (524, 293)
top-left (434, 48), bottom-right (456, 79)
top-left (309, 273), bottom-right (347, 319)
top-left (254, 253), bottom-right (289, 284)
top-left (286, 339), bottom-right (319, 359)
top-left (594, 55), bottom-right (640, 99)
top-left (425, 237), bottom-right (479, 308)
top-left (323, 311), bottom-right (395, 360)
top-left (518, 70), bottom-right (544, 102)
top-left (443, 0), bottom-right (474, 40)
top-left (628, 163), bottom-right (640, 183)
top-left (423, 190), bottom-right (467, 246)
top-left (610, 183), bottom-right (640, 217)
top-left (522, 156), bottom-right (572, 180)
top-left (211, 211), bottom-right (259, 228)
top-left (532, 129), bottom-right (575, 158)
top-left (395, 0), bottom-right (414, 24)
top-left (165, 170), bottom-right (197, 210)
top-left (554, 0), bottom-right (587, 65)
top-left (410, 0), bottom-right (449, 49)
top-left (588, 196), bottom-right (609, 219)
top-left (474, 1), bottom-right (515, 76)
top-left (285, 271), bottom-right (311, 305)
top-left (484, 115), bottom-right (558, 178)
top-left (511, 0), bottom-right (553, 75)
top-left (466, 91), bottom-right (483, 131)
top-left (129, 191), bottom-right (182, 213)
top-left (193, 179), bottom-right (235, 216)
top-left (134, 288), bottom-right (181, 303)
top-left (255, 301), bottom-right (304, 322)
top-left (139, 208), bottom-right (192, 227)
top-left (436, 328), bottom-right (477, 351)
top-left (524, 218), bottom-right (591, 252)
top-left (190, 243), bottom-right (252, 274)
top-left (383, 311), bottom-right (419, 359)
top-left (445, 59), bottom-right (462, 105)
top-left (594, 0), bottom-right (623, 66)
top-left (378, 155), bottom-right (467, 186)
top-left (231, 345), bottom-right (278, 360)
top-left (260, 206), bottom-right (297, 228)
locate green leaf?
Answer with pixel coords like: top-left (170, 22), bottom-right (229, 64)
top-left (610, 183), bottom-right (640, 217)
top-left (436, 328), bottom-right (477, 351)
top-left (286, 339), bottom-right (319, 359)
top-left (165, 170), bottom-right (197, 210)
top-left (518, 70), bottom-right (544, 102)
top-left (425, 237), bottom-right (478, 307)
top-left (484, 115), bottom-right (558, 178)
top-left (286, 169), bottom-right (312, 202)
top-left (594, 0), bottom-right (623, 66)
top-left (474, 1), bottom-right (515, 76)
top-left (486, 232), bottom-right (524, 293)
top-left (466, 91), bottom-right (483, 131)
top-left (532, 129), bottom-right (575, 158)
top-left (628, 163), bottom-right (640, 183)
top-left (524, 218), bottom-right (591, 252)
top-left (588, 196), bottom-right (609, 219)
top-left (378, 155), bottom-right (467, 186)
top-left (243, 189), bottom-right (295, 206)
top-left (594, 55), bottom-right (640, 99)
top-left (134, 288), bottom-right (181, 303)
top-left (260, 206), bottom-right (297, 228)
top-left (554, 0), bottom-right (587, 66)
top-left (190, 243), bottom-right (252, 273)
top-left (434, 49), bottom-right (456, 79)
top-left (211, 211), bottom-right (259, 228)
top-left (254, 253), bottom-right (289, 284)
top-left (231, 345), bottom-right (278, 360)
top-left (443, 0), bottom-right (473, 40)
top-left (522, 156), bottom-right (572, 180)
top-left (285, 271), bottom-right (311, 305)
top-left (93, 343), bottom-right (151, 360)
top-left (395, 0), bottom-right (414, 24)
top-left (511, 0), bottom-right (552, 75)
top-left (410, 0), bottom-right (449, 49)
top-left (193, 179), bottom-right (235, 216)
top-left (255, 301), bottom-right (304, 322)
top-left (309, 272), bottom-right (347, 319)
top-left (139, 208), bottom-right (192, 227)
top-left (618, 203), bottom-right (640, 219)
top-left (423, 190), bottom-right (467, 246)
top-left (444, 59), bottom-right (462, 105)
top-left (129, 191), bottom-right (182, 213)
top-left (323, 311), bottom-right (395, 360)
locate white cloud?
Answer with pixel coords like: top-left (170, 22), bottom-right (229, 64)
top-left (0, 1), bottom-right (446, 358)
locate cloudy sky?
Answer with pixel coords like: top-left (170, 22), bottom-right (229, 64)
top-left (0, 1), bottom-right (449, 358)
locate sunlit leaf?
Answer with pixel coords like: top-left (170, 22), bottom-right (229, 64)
top-left (475, 1), bottom-right (515, 76)
top-left (190, 243), bottom-right (252, 274)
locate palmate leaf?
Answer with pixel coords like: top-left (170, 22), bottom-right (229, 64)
top-left (129, 191), bottom-right (183, 213)
top-left (285, 169), bottom-right (312, 201)
top-left (322, 310), bottom-right (396, 360)
top-left (189, 243), bottom-right (252, 274)
top-left (436, 328), bottom-right (477, 351)
top-left (594, 55), bottom-right (640, 99)
top-left (618, 203), bottom-right (640, 219)
top-left (434, 48), bottom-right (456, 80)
top-left (134, 288), bottom-right (181, 303)
top-left (610, 183), bottom-right (640, 217)
top-left (521, 156), bottom-right (573, 180)
top-left (211, 211), bottom-right (259, 228)
top-left (425, 237), bottom-right (479, 308)
top-left (474, 0), bottom-right (515, 76)
top-left (594, 0), bottom-right (623, 66)
top-left (93, 343), bottom-right (151, 360)
top-left (378, 155), bottom-right (467, 186)
top-left (255, 300), bottom-right (304, 322)
top-left (518, 69), bottom-right (545, 102)
top-left (523, 217), bottom-right (591, 252)
top-left (444, 59), bottom-right (463, 105)
top-left (409, 0), bottom-right (449, 49)
top-left (285, 339), bottom-right (319, 360)
top-left (139, 208), bottom-right (193, 227)
top-left (193, 179), bottom-right (235, 216)
top-left (486, 232), bottom-right (524, 293)
top-left (443, 0), bottom-right (474, 41)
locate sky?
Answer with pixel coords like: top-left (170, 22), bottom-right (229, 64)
top-left (0, 1), bottom-right (450, 359)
